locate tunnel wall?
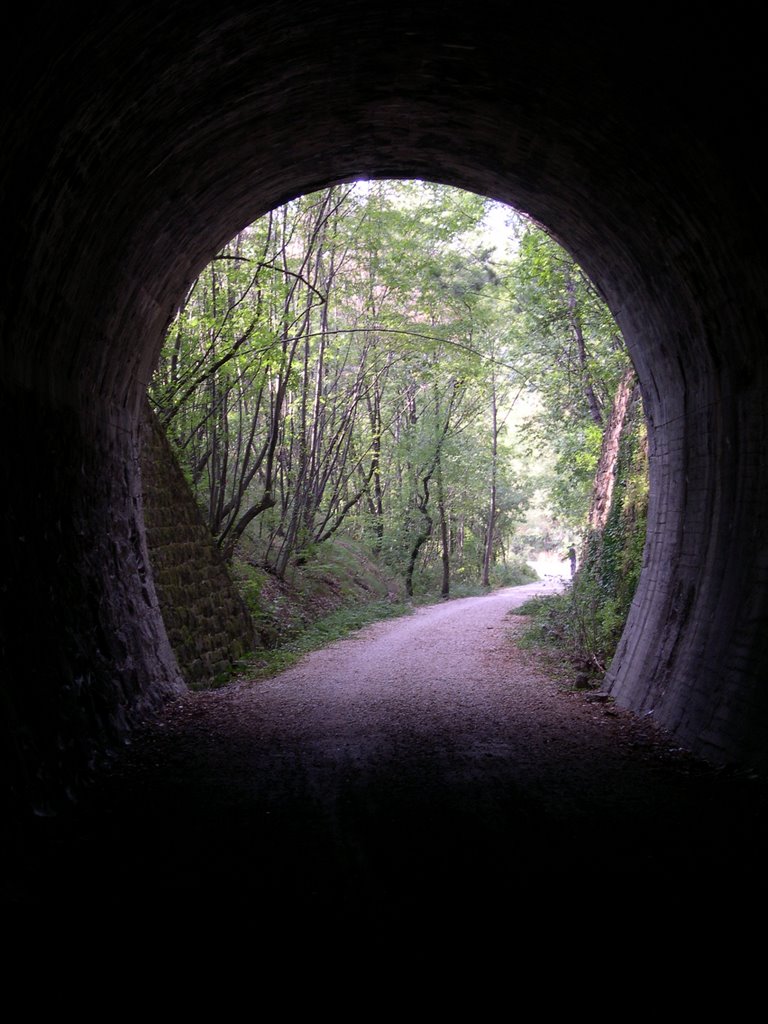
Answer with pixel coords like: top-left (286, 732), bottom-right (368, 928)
top-left (0, 387), bottom-right (184, 814)
top-left (602, 265), bottom-right (768, 767)
top-left (2, 3), bottom-right (768, 811)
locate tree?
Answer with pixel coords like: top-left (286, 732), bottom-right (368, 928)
top-left (502, 224), bottom-right (632, 531)
top-left (148, 181), bottom-right (634, 609)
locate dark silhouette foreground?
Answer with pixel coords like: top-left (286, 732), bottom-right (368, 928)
top-left (9, 584), bottom-right (768, 920)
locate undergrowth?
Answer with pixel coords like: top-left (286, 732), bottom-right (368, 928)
top-left (516, 588), bottom-right (601, 687)
top-left (409, 556), bottom-right (537, 600)
top-left (237, 598), bottom-right (414, 682)
top-left (516, 400), bottom-right (648, 688)
top-left (227, 539), bottom-right (539, 685)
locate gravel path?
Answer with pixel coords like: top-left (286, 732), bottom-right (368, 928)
top-left (12, 580), bottom-right (768, 919)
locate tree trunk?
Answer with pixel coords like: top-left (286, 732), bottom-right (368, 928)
top-left (368, 391), bottom-right (384, 556)
top-left (567, 273), bottom-right (604, 427)
top-left (405, 506), bottom-right (433, 597)
top-left (587, 365), bottom-right (637, 534)
top-left (437, 457), bottom-right (450, 598)
top-left (482, 379), bottom-right (498, 588)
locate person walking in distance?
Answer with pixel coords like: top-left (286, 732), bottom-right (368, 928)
top-left (563, 544), bottom-right (576, 577)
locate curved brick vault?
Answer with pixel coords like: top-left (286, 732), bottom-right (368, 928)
top-left (2, 3), bottom-right (767, 812)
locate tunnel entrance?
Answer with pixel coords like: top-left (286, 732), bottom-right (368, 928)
top-left (3, 5), bottom-right (768, 826)
top-left (144, 179), bottom-right (645, 693)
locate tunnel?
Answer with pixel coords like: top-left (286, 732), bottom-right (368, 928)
top-left (2, 3), bottom-right (768, 821)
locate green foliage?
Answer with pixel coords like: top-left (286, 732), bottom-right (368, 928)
top-left (576, 401), bottom-right (648, 662)
top-left (149, 179), bottom-right (643, 633)
top-left (518, 403), bottom-right (648, 682)
top-left (516, 591), bottom-right (575, 650)
top-left (150, 180), bottom-right (528, 592)
top-left (230, 560), bottom-right (286, 647)
top-left (488, 559), bottom-right (539, 588)
top-left (243, 599), bottom-right (414, 681)
top-left (501, 225), bottom-right (631, 529)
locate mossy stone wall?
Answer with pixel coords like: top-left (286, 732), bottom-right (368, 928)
top-left (140, 402), bottom-right (257, 687)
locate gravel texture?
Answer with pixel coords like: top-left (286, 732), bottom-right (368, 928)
top-left (12, 580), bottom-right (768, 921)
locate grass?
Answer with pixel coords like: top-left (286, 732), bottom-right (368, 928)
top-left (236, 597), bottom-right (414, 681)
top-left (514, 591), bottom-right (573, 649)
top-left (228, 538), bottom-right (543, 686)
top-left (238, 579), bottom-right (544, 684)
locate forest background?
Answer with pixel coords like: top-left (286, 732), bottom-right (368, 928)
top-left (148, 180), bottom-right (648, 683)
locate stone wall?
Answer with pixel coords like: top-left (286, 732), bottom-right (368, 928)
top-left (140, 402), bottom-right (257, 687)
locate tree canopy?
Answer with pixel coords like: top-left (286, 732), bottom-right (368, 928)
top-left (149, 180), bottom-right (639, 604)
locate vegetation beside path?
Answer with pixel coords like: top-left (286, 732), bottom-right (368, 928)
top-left (229, 536), bottom-right (537, 684)
top-left (148, 179), bottom-right (646, 694)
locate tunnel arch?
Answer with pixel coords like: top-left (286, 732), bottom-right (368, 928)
top-left (3, 4), bottom-right (768, 812)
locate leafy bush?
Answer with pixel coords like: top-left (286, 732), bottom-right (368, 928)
top-left (489, 558), bottom-right (538, 588)
top-left (517, 404), bottom-right (648, 685)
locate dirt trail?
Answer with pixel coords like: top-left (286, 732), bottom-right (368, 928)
top-left (12, 581), bottom-right (768, 919)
